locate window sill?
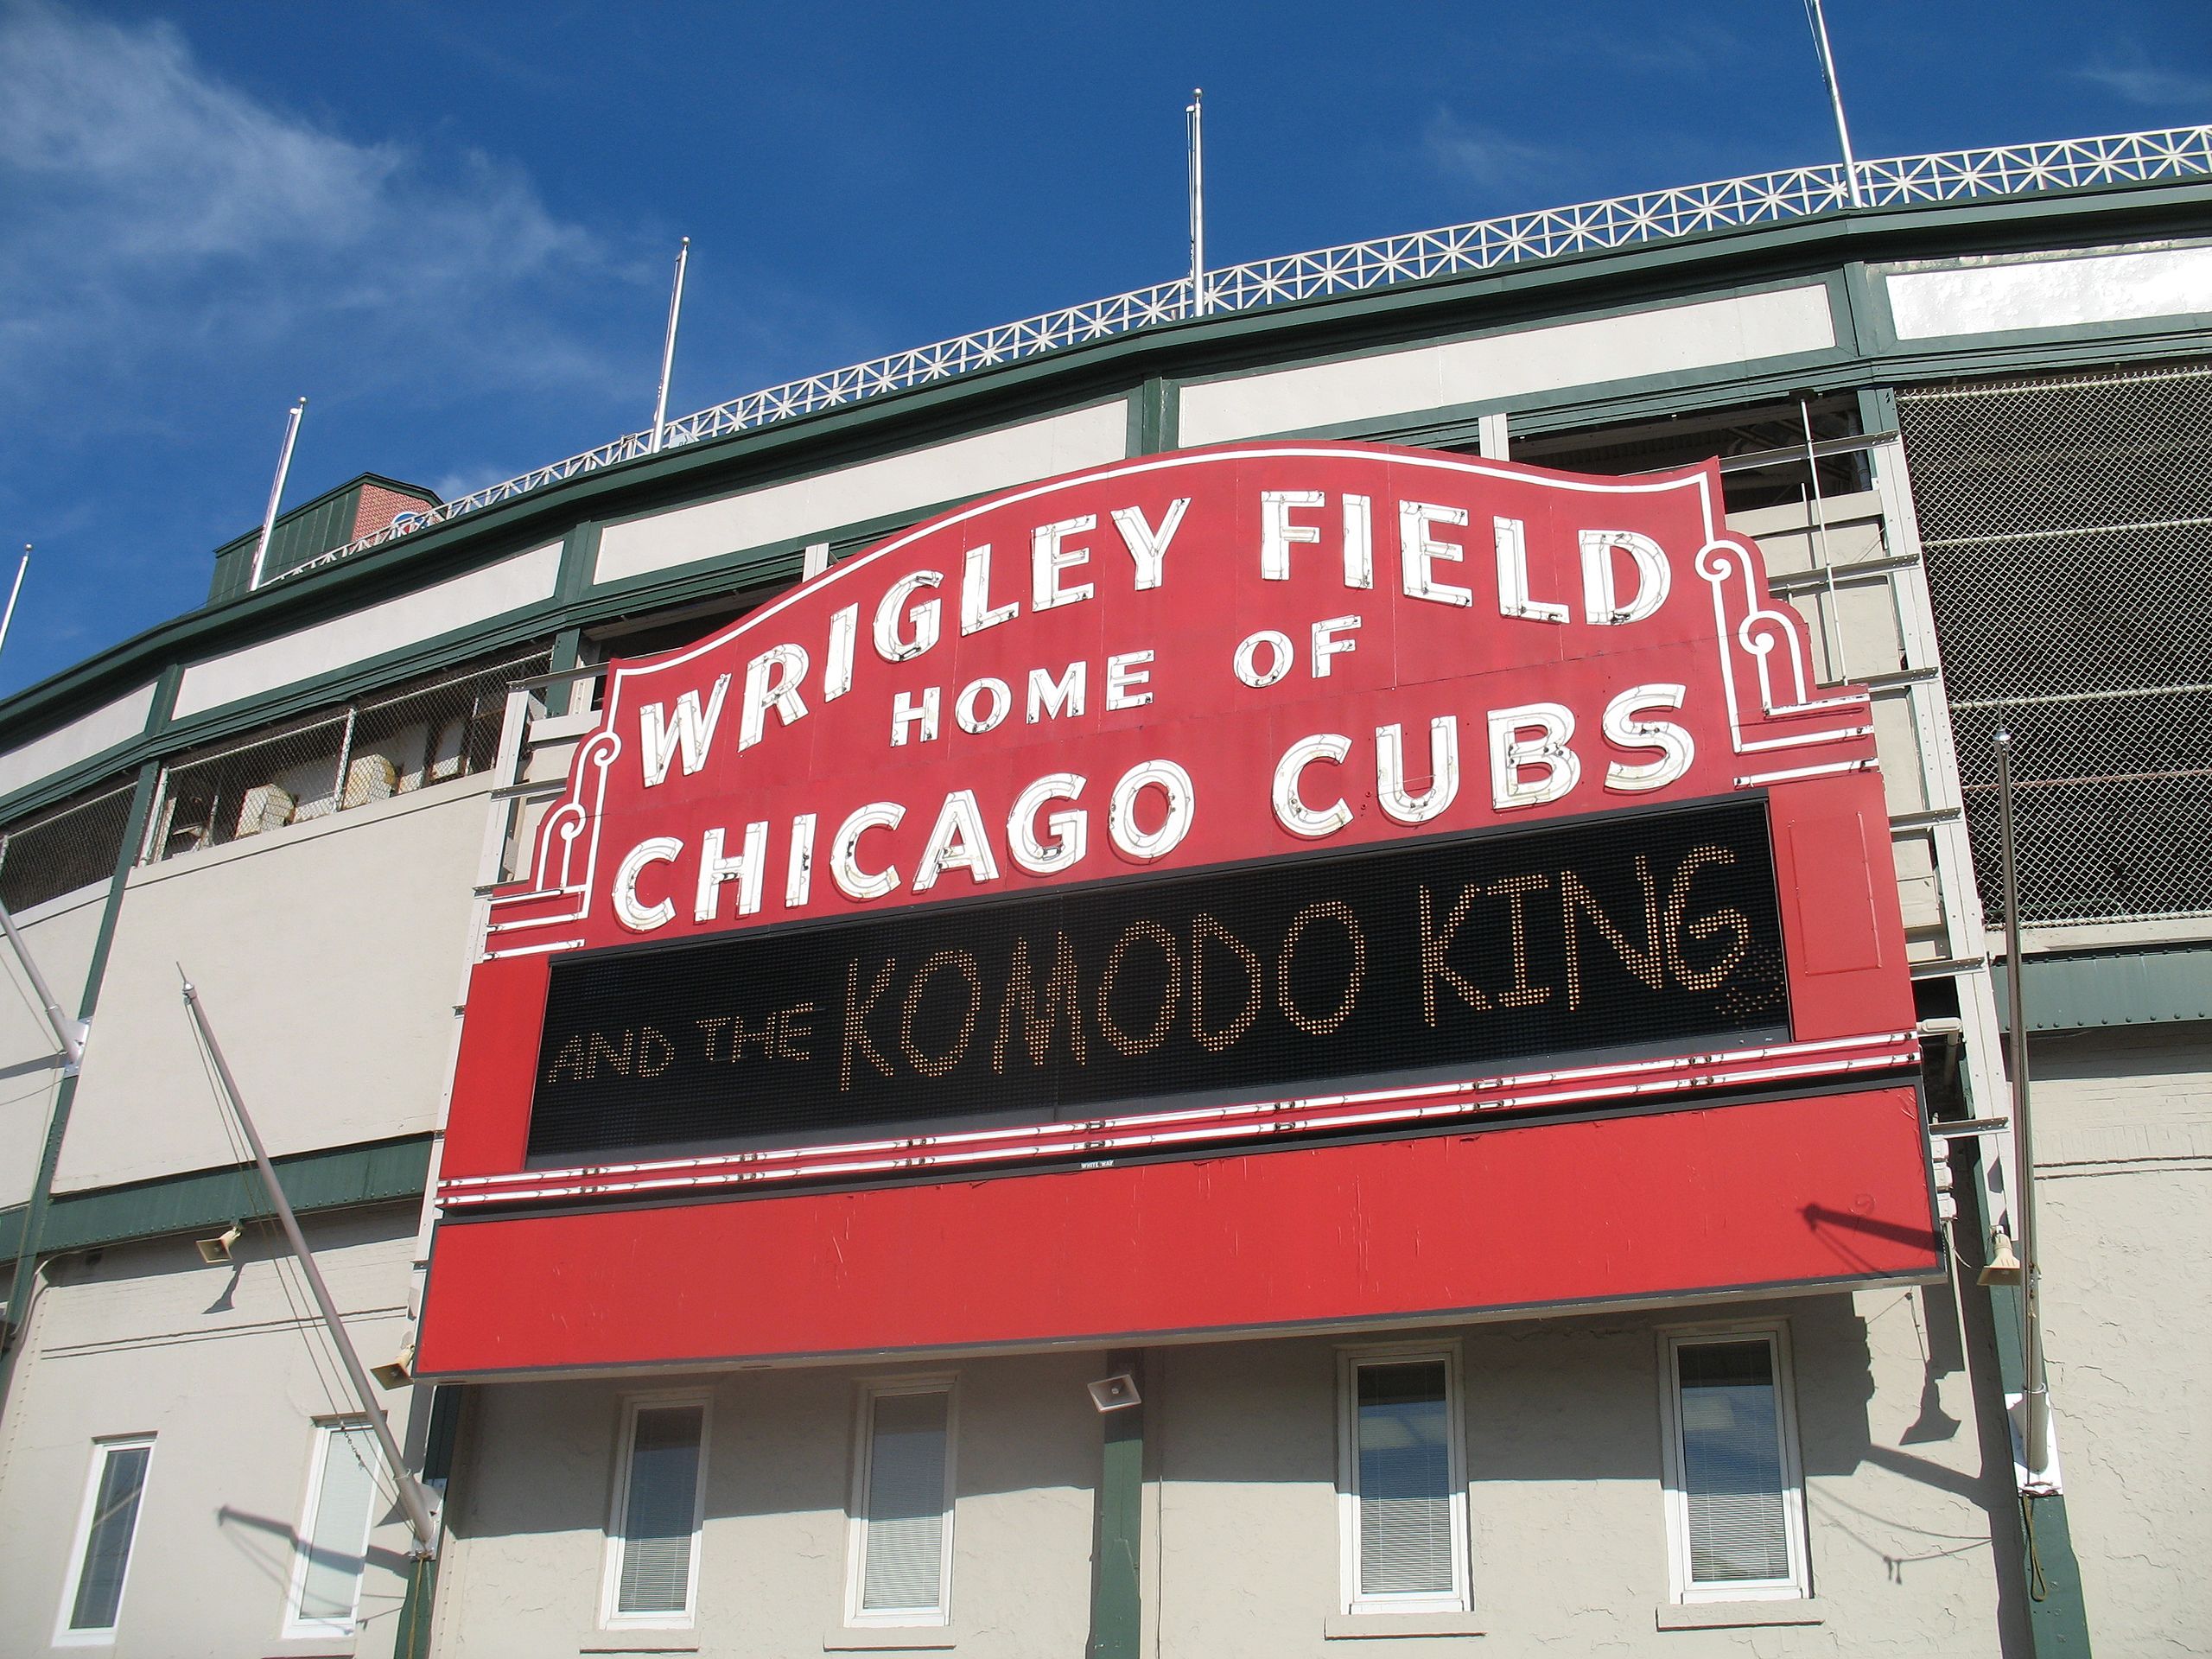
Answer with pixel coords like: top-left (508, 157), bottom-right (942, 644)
top-left (1323, 1612), bottom-right (1487, 1640)
top-left (579, 1631), bottom-right (701, 1654)
top-left (823, 1627), bottom-right (961, 1651)
top-left (1656, 1600), bottom-right (1822, 1631)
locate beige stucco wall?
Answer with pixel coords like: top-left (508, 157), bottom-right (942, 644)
top-left (2024, 1024), bottom-right (2212, 1659)
top-left (434, 1350), bottom-right (1101, 1658)
top-left (0, 883), bottom-right (106, 1213)
top-left (53, 777), bottom-right (494, 1192)
top-left (432, 1287), bottom-right (2023, 1659)
top-left (1145, 1294), bottom-right (2017, 1658)
top-left (0, 1206), bottom-right (423, 1658)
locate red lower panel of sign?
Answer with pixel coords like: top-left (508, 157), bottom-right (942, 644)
top-left (415, 1085), bottom-right (1936, 1377)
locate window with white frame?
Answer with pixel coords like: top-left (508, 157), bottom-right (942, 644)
top-left (1658, 1325), bottom-right (1810, 1602)
top-left (54, 1435), bottom-right (154, 1646)
top-left (601, 1395), bottom-right (709, 1627)
top-left (846, 1380), bottom-right (956, 1625)
top-left (285, 1421), bottom-right (381, 1636)
top-left (1337, 1346), bottom-right (1470, 1615)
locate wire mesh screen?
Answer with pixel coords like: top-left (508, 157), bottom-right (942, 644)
top-left (0, 777), bottom-right (137, 911)
top-left (1899, 362), bottom-right (2212, 926)
top-left (146, 646), bottom-right (550, 864)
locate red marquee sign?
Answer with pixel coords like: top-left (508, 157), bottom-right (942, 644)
top-left (418, 442), bottom-right (1936, 1379)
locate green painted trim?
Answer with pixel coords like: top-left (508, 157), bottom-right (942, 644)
top-left (146, 611), bottom-right (560, 759)
top-left (395, 1384), bottom-right (466, 1658)
top-left (1858, 385), bottom-right (1901, 436)
top-left (395, 1551), bottom-right (441, 1659)
top-left (1992, 944), bottom-right (2212, 1031)
top-left (554, 521), bottom-right (601, 603)
top-left (4, 1135), bottom-right (433, 1256)
top-left (1086, 1351), bottom-right (1143, 1659)
top-left (545, 628), bottom-right (585, 718)
top-left (1128, 378), bottom-right (1175, 456)
top-left (1962, 1154), bottom-right (2094, 1656)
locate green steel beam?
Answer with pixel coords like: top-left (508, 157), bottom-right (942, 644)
top-left (1993, 944), bottom-right (2212, 1032)
top-left (1087, 1351), bottom-right (1144, 1659)
top-left (0, 1134), bottom-right (433, 1260)
top-left (1958, 1145), bottom-right (2094, 1656)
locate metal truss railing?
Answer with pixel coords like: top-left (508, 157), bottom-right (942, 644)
top-left (274, 125), bottom-right (2212, 586)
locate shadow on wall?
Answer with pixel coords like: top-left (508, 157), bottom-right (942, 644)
top-left (217, 1503), bottom-right (411, 1638)
top-left (448, 1349), bottom-right (1109, 1548)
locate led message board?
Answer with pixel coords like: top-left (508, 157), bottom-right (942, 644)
top-left (528, 796), bottom-right (1786, 1161)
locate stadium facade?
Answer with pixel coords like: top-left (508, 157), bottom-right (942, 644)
top-left (0, 128), bottom-right (2208, 1657)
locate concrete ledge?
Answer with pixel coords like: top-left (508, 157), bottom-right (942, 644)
top-left (822, 1628), bottom-right (960, 1651)
top-left (579, 1630), bottom-right (701, 1653)
top-left (1323, 1611), bottom-right (1488, 1639)
top-left (1655, 1600), bottom-right (1822, 1630)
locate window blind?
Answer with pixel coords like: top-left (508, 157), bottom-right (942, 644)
top-left (69, 1441), bottom-right (151, 1632)
top-left (618, 1405), bottom-right (704, 1616)
top-left (1676, 1340), bottom-right (1790, 1583)
top-left (861, 1389), bottom-right (950, 1614)
top-left (1356, 1361), bottom-right (1454, 1597)
top-left (296, 1425), bottom-right (378, 1625)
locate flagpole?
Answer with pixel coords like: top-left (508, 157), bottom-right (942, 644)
top-left (1185, 90), bottom-right (1208, 318)
top-left (648, 237), bottom-right (691, 454)
top-left (248, 398), bottom-right (308, 592)
top-left (1805, 0), bottom-right (1866, 207)
top-left (0, 547), bottom-right (29, 664)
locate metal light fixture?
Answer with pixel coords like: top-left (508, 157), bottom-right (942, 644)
top-left (370, 1344), bottom-right (416, 1391)
top-left (195, 1223), bottom-right (245, 1265)
top-left (1978, 1227), bottom-right (2024, 1287)
top-left (1086, 1372), bottom-right (1141, 1412)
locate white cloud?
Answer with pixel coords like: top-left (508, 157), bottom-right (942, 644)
top-left (1422, 110), bottom-right (1580, 204)
top-left (0, 2), bottom-right (639, 412)
top-left (2075, 57), bottom-right (2212, 109)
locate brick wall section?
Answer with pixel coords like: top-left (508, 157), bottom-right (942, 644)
top-left (351, 480), bottom-right (441, 541)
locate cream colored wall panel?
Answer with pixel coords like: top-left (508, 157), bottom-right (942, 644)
top-left (1872, 689), bottom-right (1930, 817)
top-left (0, 682), bottom-right (154, 800)
top-left (1886, 245), bottom-right (2212, 339)
top-left (594, 401), bottom-right (1131, 584)
top-left (53, 779), bottom-right (495, 1192)
top-left (2029, 1030), bottom-right (2212, 1657)
top-left (171, 543), bottom-right (563, 720)
top-left (1178, 286), bottom-right (1837, 444)
top-left (1893, 830), bottom-right (1946, 944)
top-left (435, 1351), bottom-right (1098, 1658)
top-left (1145, 1302), bottom-right (2010, 1655)
top-left (0, 1214), bottom-right (422, 1656)
top-left (0, 887), bottom-right (104, 1212)
top-left (1731, 490), bottom-right (1887, 581)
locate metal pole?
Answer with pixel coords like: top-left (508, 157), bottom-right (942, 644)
top-left (648, 237), bottom-right (690, 454)
top-left (248, 398), bottom-right (308, 591)
top-left (0, 549), bottom-right (29, 663)
top-left (1185, 90), bottom-right (1207, 318)
top-left (0, 903), bottom-right (86, 1071)
top-left (1993, 730), bottom-right (2052, 1480)
top-left (179, 968), bottom-right (441, 1554)
top-left (1805, 0), bottom-right (1866, 207)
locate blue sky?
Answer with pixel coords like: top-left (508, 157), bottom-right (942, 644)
top-left (1, 0), bottom-right (2206, 697)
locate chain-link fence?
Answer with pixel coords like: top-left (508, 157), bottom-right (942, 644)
top-left (1899, 361), bottom-right (2212, 926)
top-left (0, 777), bottom-right (137, 912)
top-left (144, 646), bottom-right (550, 864)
